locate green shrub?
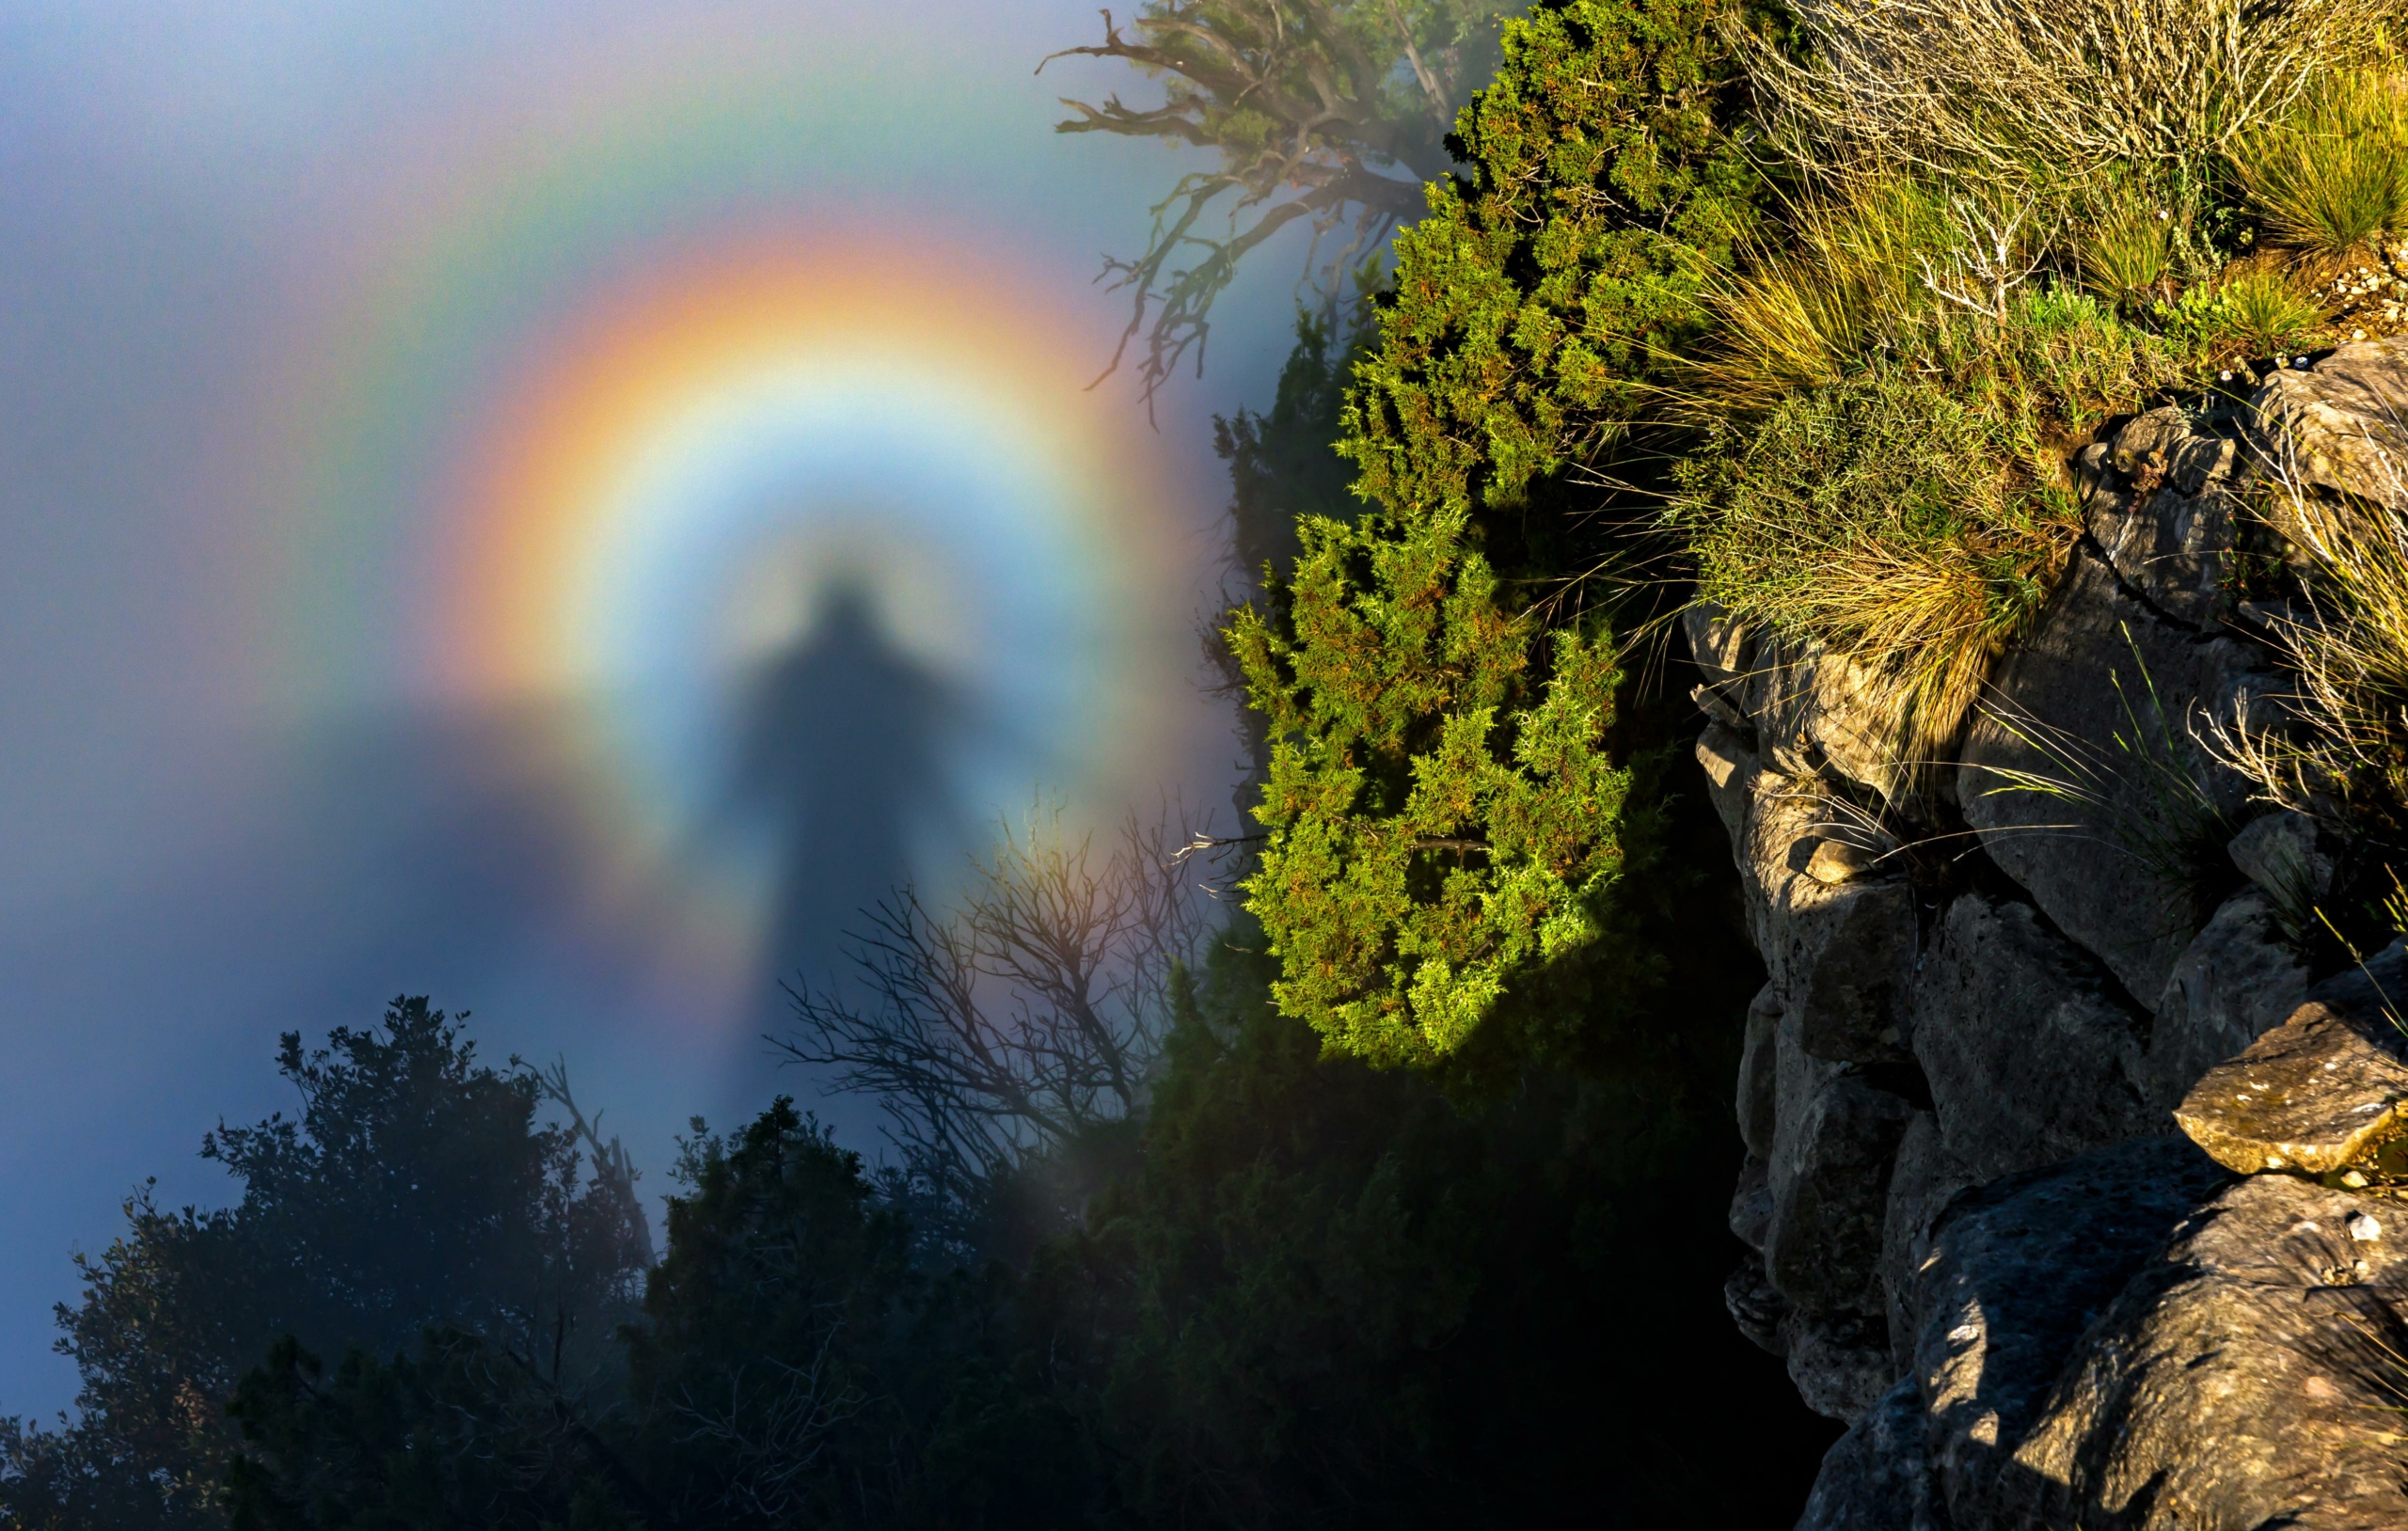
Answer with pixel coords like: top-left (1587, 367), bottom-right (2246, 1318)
top-left (1676, 355), bottom-right (2082, 766)
top-left (1228, 0), bottom-right (1760, 1066)
top-left (1228, 505), bottom-right (1635, 1066)
top-left (2233, 66), bottom-right (2408, 258)
top-left (2156, 268), bottom-right (2328, 358)
top-left (1340, 0), bottom-right (1762, 516)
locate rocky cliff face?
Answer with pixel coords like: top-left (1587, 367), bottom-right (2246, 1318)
top-left (1694, 339), bottom-right (2408, 1529)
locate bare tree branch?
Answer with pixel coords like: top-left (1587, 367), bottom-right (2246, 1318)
top-left (772, 804), bottom-right (1215, 1219)
top-left (1041, 1), bottom-right (1508, 407)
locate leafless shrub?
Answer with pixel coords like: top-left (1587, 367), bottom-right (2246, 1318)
top-left (774, 804), bottom-right (1214, 1212)
top-left (669, 1318), bottom-right (864, 1524)
top-left (1739, 0), bottom-right (2395, 191)
top-left (1041, 1), bottom-right (1501, 406)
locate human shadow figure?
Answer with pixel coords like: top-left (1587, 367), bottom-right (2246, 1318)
top-left (728, 576), bottom-right (972, 1097)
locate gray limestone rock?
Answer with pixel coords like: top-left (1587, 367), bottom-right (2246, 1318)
top-left (2086, 481), bottom-right (2238, 626)
top-left (1765, 1070), bottom-right (1916, 1317)
top-left (2306, 936), bottom-right (2408, 1021)
top-left (1684, 602), bottom-right (1905, 801)
top-left (1878, 1112), bottom-right (1974, 1368)
top-left (2004, 1174), bottom-right (2408, 1530)
top-left (2249, 335), bottom-right (2408, 506)
top-left (2173, 1001), bottom-right (2408, 1175)
top-left (1958, 544), bottom-right (2275, 1002)
top-left (1779, 1307), bottom-right (1898, 1424)
top-left (1908, 892), bottom-right (2155, 1182)
top-left (2142, 887), bottom-right (2311, 1114)
top-left (1792, 1378), bottom-right (1945, 1531)
top-left (1911, 1136), bottom-right (2232, 1531)
top-left (1687, 599), bottom-right (1752, 695)
top-left (2170, 432), bottom-right (2239, 496)
top-left (2086, 408), bottom-right (2247, 626)
top-left (1695, 721), bottom-right (1759, 847)
top-left (1738, 982), bottom-right (1781, 1159)
top-left (1731, 1153), bottom-right (1773, 1251)
top-left (1730, 769), bottom-right (1917, 1065)
top-left (2108, 405), bottom-right (2191, 477)
top-left (1725, 1253), bottom-right (1788, 1355)
top-left (2227, 807), bottom-right (2338, 919)
top-left (1784, 876), bottom-right (1918, 1065)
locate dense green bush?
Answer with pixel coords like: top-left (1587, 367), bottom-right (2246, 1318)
top-left (1341, 0), bottom-right (1762, 516)
top-left (1229, 504), bottom-right (1637, 1065)
top-left (1230, 0), bottom-right (1761, 1066)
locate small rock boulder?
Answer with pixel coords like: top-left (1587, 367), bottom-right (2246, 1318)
top-left (2087, 409), bottom-right (2245, 625)
top-left (1764, 1070), bottom-right (1917, 1318)
top-left (2250, 335), bottom-right (2408, 506)
top-left (1736, 982), bottom-right (1780, 1159)
top-left (1793, 1378), bottom-right (1945, 1531)
top-left (1682, 603), bottom-right (1907, 801)
top-left (1958, 544), bottom-right (2274, 1002)
top-left (2173, 1001), bottom-right (2408, 1175)
top-left (1911, 1136), bottom-right (2233, 1530)
top-left (1908, 891), bottom-right (2155, 1181)
top-left (1878, 1112), bottom-right (1974, 1367)
top-left (2227, 809), bottom-right (2338, 916)
top-left (1780, 1307), bottom-right (1899, 1424)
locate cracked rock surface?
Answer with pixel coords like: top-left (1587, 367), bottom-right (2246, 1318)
top-left (1689, 336), bottom-right (2408, 1529)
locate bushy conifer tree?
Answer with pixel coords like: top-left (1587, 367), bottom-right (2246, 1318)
top-left (1229, 0), bottom-right (1764, 1065)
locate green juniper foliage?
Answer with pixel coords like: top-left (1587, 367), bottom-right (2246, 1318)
top-left (1342, 0), bottom-right (1763, 517)
top-left (1229, 0), bottom-right (1762, 1065)
top-left (1230, 513), bottom-right (1634, 1065)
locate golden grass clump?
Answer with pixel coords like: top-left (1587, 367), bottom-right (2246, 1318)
top-left (2157, 266), bottom-right (2331, 359)
top-left (2073, 182), bottom-right (2183, 305)
top-left (2232, 66), bottom-right (2408, 259)
top-left (1694, 179), bottom-right (1951, 417)
top-left (2217, 418), bottom-right (2408, 819)
top-left (1739, 0), bottom-right (2398, 192)
top-left (1677, 367), bottom-right (2081, 769)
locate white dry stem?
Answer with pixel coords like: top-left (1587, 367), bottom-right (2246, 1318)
top-left (1916, 196), bottom-right (2049, 320)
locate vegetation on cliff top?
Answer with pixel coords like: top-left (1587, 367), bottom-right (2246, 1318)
top-left (1228, 0), bottom-right (2408, 1062)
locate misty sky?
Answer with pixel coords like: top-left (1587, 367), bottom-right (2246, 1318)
top-left (0, 2), bottom-right (1309, 1415)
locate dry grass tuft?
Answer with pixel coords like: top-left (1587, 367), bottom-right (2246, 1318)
top-left (1677, 366), bottom-right (2081, 769)
top-left (2214, 416), bottom-right (2408, 820)
top-left (2075, 186), bottom-right (2182, 305)
top-left (2233, 66), bottom-right (2408, 259)
top-left (1739, 0), bottom-right (2398, 192)
top-left (1693, 179), bottom-right (1950, 417)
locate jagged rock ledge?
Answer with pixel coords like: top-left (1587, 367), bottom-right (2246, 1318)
top-left (1692, 339), bottom-right (2408, 1529)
